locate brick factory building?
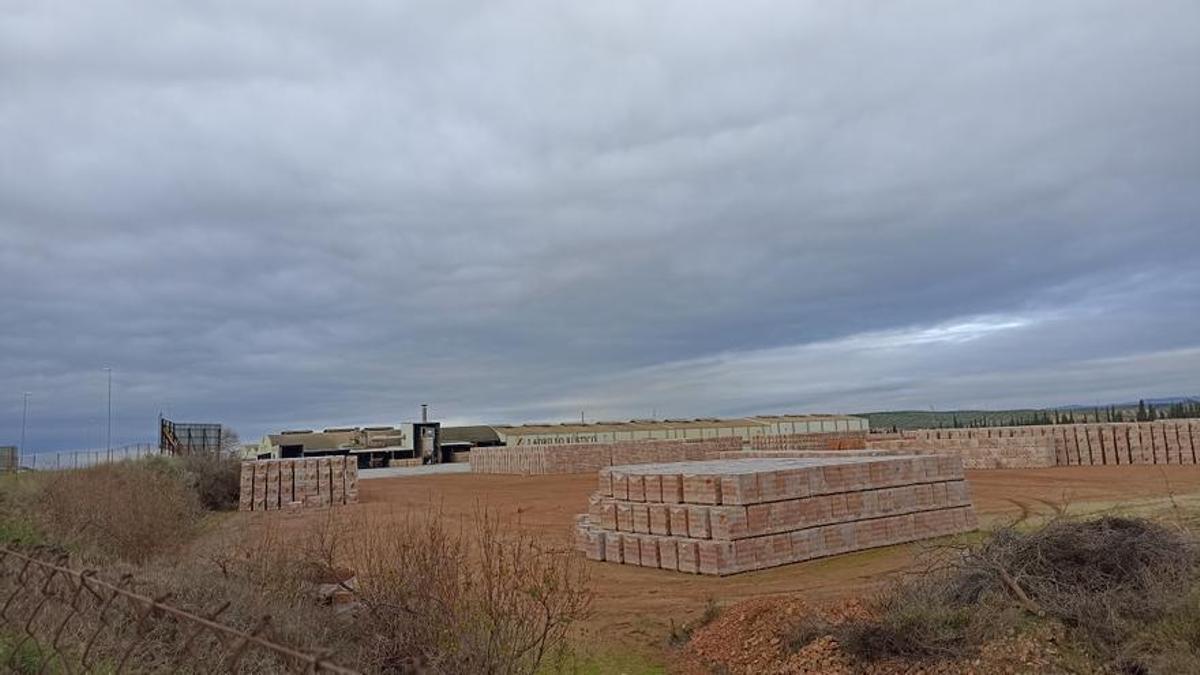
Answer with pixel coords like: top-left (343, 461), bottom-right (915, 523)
top-left (259, 413), bottom-right (868, 467)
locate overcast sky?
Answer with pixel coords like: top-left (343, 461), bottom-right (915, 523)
top-left (3, 1), bottom-right (1198, 451)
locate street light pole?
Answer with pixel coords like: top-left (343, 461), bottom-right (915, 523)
top-left (20, 391), bottom-right (30, 467)
top-left (105, 368), bottom-right (112, 455)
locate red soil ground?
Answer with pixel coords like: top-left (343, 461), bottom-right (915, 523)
top-left (310, 466), bottom-right (1200, 656)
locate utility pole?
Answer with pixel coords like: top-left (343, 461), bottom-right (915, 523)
top-left (20, 391), bottom-right (30, 467)
top-left (105, 367), bottom-right (112, 454)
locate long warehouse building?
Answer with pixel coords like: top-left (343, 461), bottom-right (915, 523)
top-left (257, 413), bottom-right (869, 465)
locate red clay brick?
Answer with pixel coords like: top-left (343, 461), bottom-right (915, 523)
top-left (687, 505), bottom-right (711, 539)
top-left (668, 505), bottom-right (690, 537)
top-left (649, 504), bottom-right (671, 535)
top-left (632, 504), bottom-right (650, 533)
top-left (677, 540), bottom-right (699, 574)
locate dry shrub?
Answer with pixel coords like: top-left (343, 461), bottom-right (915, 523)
top-left (951, 516), bottom-right (1198, 645)
top-left (839, 515), bottom-right (1200, 668)
top-left (837, 574), bottom-right (1011, 661)
top-left (36, 460), bottom-right (201, 563)
top-left (178, 452), bottom-right (242, 511)
top-left (342, 508), bottom-right (593, 674)
top-left (668, 597), bottom-right (721, 647)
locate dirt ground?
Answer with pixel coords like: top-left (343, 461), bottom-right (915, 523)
top-left (316, 466), bottom-right (1200, 658)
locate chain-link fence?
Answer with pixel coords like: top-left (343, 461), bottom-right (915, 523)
top-left (21, 444), bottom-right (160, 472)
top-left (0, 545), bottom-right (359, 674)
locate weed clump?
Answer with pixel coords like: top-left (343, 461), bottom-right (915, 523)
top-left (178, 452), bottom-right (242, 511)
top-left (36, 460), bottom-right (201, 563)
top-left (838, 515), bottom-right (1199, 670)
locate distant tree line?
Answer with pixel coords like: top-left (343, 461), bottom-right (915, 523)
top-left (933, 399), bottom-right (1200, 429)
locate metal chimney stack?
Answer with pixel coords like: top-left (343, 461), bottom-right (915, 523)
top-left (421, 404), bottom-right (428, 423)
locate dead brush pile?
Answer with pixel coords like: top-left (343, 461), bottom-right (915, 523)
top-left (837, 515), bottom-right (1200, 673)
top-left (680, 514), bottom-right (1200, 674)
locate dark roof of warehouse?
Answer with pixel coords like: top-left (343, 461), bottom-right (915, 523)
top-left (440, 425), bottom-right (502, 445)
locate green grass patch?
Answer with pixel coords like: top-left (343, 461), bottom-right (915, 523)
top-left (0, 632), bottom-right (52, 674)
top-left (559, 647), bottom-right (667, 675)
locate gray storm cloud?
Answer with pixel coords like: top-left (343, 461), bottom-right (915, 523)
top-left (1, 0), bottom-right (1198, 450)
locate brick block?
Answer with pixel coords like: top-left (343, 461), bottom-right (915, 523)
top-left (697, 540), bottom-right (735, 575)
top-left (669, 505), bottom-right (690, 536)
top-left (765, 533), bottom-right (792, 567)
top-left (659, 538), bottom-right (679, 571)
top-left (616, 503), bottom-right (634, 531)
top-left (754, 470), bottom-right (784, 501)
top-left (799, 495), bottom-right (832, 527)
top-left (719, 473), bottom-right (759, 505)
top-left (710, 505), bottom-right (750, 539)
top-left (746, 503), bottom-right (769, 535)
top-left (611, 471), bottom-right (629, 500)
top-left (643, 475), bottom-right (663, 502)
top-left (622, 535), bottom-right (642, 566)
top-left (628, 475), bottom-right (646, 502)
top-left (854, 518), bottom-right (889, 549)
top-left (597, 469), bottom-right (613, 497)
top-left (632, 504), bottom-right (650, 534)
top-left (603, 533), bottom-right (624, 563)
top-left (687, 505), bottom-right (711, 539)
top-left (677, 540), bottom-right (700, 574)
top-left (734, 538), bottom-right (759, 571)
top-left (682, 473), bottom-right (722, 504)
top-left (768, 500), bottom-right (802, 533)
top-left (790, 528), bottom-right (820, 561)
top-left (913, 483), bottom-right (935, 509)
top-left (826, 493), bottom-right (850, 520)
top-left (782, 468), bottom-right (812, 500)
top-left (931, 482), bottom-right (948, 507)
top-left (639, 536), bottom-right (661, 568)
top-left (661, 474), bottom-right (683, 503)
top-left (584, 530), bottom-right (606, 561)
top-left (649, 504), bottom-right (671, 535)
top-left (600, 501), bottom-right (618, 530)
top-left (822, 522), bottom-right (857, 556)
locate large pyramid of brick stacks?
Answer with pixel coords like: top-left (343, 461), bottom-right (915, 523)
top-left (574, 455), bottom-right (977, 575)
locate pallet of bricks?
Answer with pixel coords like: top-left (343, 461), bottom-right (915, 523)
top-left (574, 454), bottom-right (977, 575)
top-left (748, 431), bottom-right (868, 452)
top-left (470, 438), bottom-right (741, 475)
top-left (867, 438), bottom-right (1057, 469)
top-left (1052, 421), bottom-right (1200, 466)
top-left (238, 456), bottom-right (359, 512)
top-left (908, 421), bottom-right (1200, 467)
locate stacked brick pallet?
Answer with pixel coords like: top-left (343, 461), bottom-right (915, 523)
top-left (238, 457), bottom-right (359, 511)
top-left (470, 437), bottom-right (742, 475)
top-left (903, 421), bottom-right (1200, 467)
top-left (867, 437), bottom-right (1056, 469)
top-left (748, 431), bottom-right (868, 452)
top-left (574, 455), bottom-right (977, 575)
top-left (709, 449), bottom-right (901, 460)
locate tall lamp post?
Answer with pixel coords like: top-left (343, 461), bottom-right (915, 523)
top-left (20, 391), bottom-right (30, 468)
top-left (105, 367), bottom-right (113, 459)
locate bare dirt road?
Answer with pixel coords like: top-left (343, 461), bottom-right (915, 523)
top-left (334, 465), bottom-right (1200, 657)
